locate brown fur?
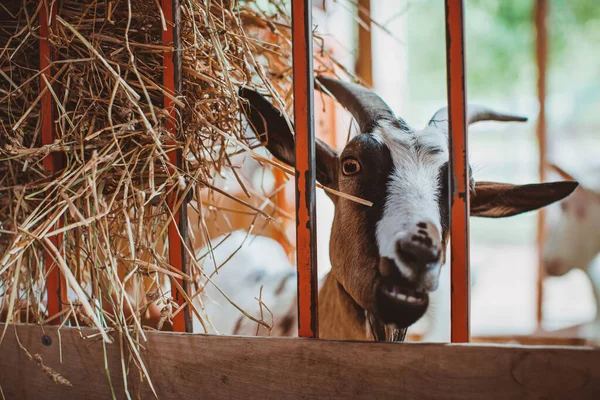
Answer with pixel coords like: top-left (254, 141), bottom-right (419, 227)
top-left (238, 84), bottom-right (579, 341)
top-left (318, 274), bottom-right (370, 340)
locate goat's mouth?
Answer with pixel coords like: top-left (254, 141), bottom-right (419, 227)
top-left (382, 282), bottom-right (427, 305)
top-left (375, 275), bottom-right (429, 328)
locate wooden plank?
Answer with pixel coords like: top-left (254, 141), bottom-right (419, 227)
top-left (445, 0), bottom-right (470, 342)
top-left (1, 324), bottom-right (600, 399)
top-left (161, 0), bottom-right (191, 332)
top-left (291, 0), bottom-right (318, 338)
top-left (471, 335), bottom-right (590, 347)
top-left (535, 0), bottom-right (549, 328)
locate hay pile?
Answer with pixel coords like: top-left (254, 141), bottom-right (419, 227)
top-left (0, 0), bottom-right (351, 392)
top-left (2, 0), bottom-right (344, 346)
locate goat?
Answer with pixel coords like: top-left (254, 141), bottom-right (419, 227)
top-left (543, 164), bottom-right (600, 321)
top-left (196, 76), bottom-right (578, 341)
top-left (197, 231), bottom-right (299, 336)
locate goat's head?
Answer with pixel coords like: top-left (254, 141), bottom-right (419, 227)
top-left (543, 164), bottom-right (600, 277)
top-left (240, 77), bottom-right (578, 329)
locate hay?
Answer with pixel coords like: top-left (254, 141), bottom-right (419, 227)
top-left (0, 0), bottom-right (355, 392)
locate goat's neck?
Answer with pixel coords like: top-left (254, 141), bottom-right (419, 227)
top-left (317, 274), bottom-right (406, 341)
top-left (317, 274), bottom-right (371, 340)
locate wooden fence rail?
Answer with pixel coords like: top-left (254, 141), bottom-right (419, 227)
top-left (1, 324), bottom-right (599, 399)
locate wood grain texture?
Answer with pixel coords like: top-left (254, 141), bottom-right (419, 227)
top-left (1, 323), bottom-right (599, 399)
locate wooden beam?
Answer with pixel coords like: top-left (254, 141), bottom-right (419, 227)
top-left (445, 0), bottom-right (471, 342)
top-left (1, 324), bottom-right (600, 399)
top-left (535, 0), bottom-right (549, 329)
top-left (291, 0), bottom-right (319, 338)
top-left (471, 335), bottom-right (591, 347)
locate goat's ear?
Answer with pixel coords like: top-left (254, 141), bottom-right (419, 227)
top-left (470, 181), bottom-right (578, 218)
top-left (239, 87), bottom-right (339, 187)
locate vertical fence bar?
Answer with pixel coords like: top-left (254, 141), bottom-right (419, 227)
top-left (40, 0), bottom-right (63, 323)
top-left (356, 0), bottom-right (373, 86)
top-left (445, 0), bottom-right (470, 343)
top-left (162, 0), bottom-right (191, 332)
top-left (535, 0), bottom-right (549, 329)
top-left (292, 0), bottom-right (318, 338)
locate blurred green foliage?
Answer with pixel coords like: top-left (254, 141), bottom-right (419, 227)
top-left (406, 0), bottom-right (600, 107)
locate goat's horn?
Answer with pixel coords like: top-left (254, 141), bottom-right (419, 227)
top-left (316, 76), bottom-right (405, 133)
top-left (428, 105), bottom-right (528, 129)
top-left (547, 163), bottom-right (577, 182)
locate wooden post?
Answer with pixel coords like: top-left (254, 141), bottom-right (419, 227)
top-left (292, 0), bottom-right (318, 338)
top-left (162, 0), bottom-right (191, 332)
top-left (445, 0), bottom-right (471, 343)
top-left (535, 0), bottom-right (549, 329)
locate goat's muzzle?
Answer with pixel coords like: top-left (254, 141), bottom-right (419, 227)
top-left (375, 222), bottom-right (443, 328)
top-left (382, 222), bottom-right (443, 290)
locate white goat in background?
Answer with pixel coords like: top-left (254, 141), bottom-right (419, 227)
top-left (196, 231), bottom-right (298, 336)
top-left (543, 164), bottom-right (600, 322)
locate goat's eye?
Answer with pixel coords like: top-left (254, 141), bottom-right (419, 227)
top-left (342, 158), bottom-right (361, 176)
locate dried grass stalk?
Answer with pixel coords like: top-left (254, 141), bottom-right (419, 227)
top-left (1, 0), bottom-right (362, 393)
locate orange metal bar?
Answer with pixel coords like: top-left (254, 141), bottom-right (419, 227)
top-left (535, 0), bottom-right (549, 329)
top-left (445, 0), bottom-right (470, 343)
top-left (356, 0), bottom-right (373, 87)
top-left (292, 0), bottom-right (318, 338)
top-left (40, 0), bottom-right (63, 323)
top-left (162, 0), bottom-right (191, 332)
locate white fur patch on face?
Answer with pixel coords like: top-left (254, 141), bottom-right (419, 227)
top-left (373, 121), bottom-right (448, 287)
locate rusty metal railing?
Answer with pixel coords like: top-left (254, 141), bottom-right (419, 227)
top-left (40, 0), bottom-right (65, 324)
top-left (445, 0), bottom-right (471, 343)
top-left (292, 0), bottom-right (319, 338)
top-left (162, 0), bottom-right (192, 333)
top-left (39, 0), bottom-right (471, 341)
top-left (290, 0), bottom-right (472, 342)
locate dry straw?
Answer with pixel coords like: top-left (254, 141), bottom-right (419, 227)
top-left (0, 0), bottom-right (369, 394)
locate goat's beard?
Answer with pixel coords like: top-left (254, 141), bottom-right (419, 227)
top-left (367, 312), bottom-right (408, 342)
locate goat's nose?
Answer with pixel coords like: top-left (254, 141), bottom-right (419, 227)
top-left (396, 238), bottom-right (440, 266)
top-left (395, 223), bottom-right (442, 267)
